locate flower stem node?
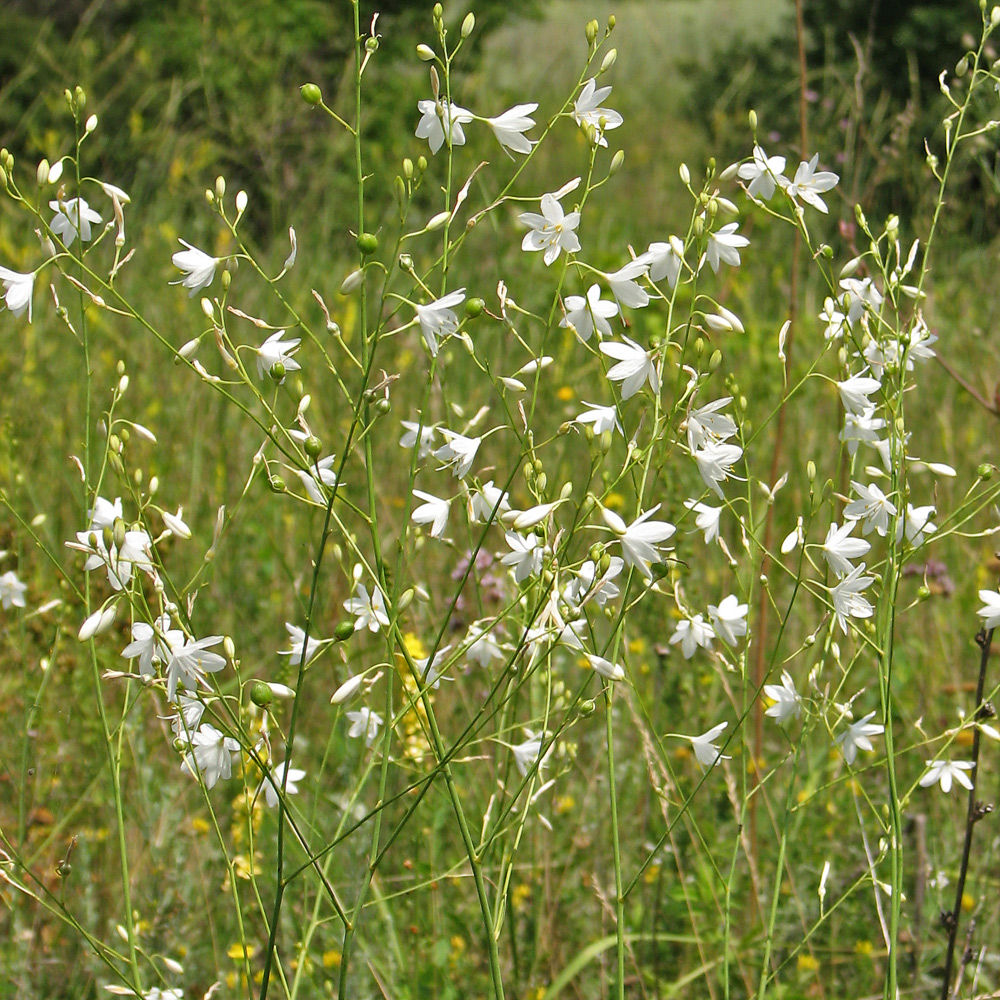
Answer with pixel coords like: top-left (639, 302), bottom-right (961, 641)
top-left (250, 681), bottom-right (273, 707)
top-left (464, 297), bottom-right (484, 318)
top-left (357, 232), bottom-right (379, 255)
top-left (334, 621), bottom-right (356, 642)
top-left (300, 83), bottom-right (323, 106)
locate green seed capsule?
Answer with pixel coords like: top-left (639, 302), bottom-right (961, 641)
top-left (300, 83), bottom-right (323, 106)
top-left (357, 232), bottom-right (379, 255)
top-left (250, 681), bottom-right (273, 707)
top-left (334, 621), bottom-right (356, 642)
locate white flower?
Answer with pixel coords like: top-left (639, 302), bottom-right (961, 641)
top-left (467, 480), bottom-right (511, 522)
top-left (820, 298), bottom-right (849, 341)
top-left (412, 489), bottom-right (451, 538)
top-left (344, 582), bottom-right (390, 633)
top-left (839, 407), bottom-right (885, 456)
top-left (346, 707), bottom-right (383, 746)
top-left (400, 420), bottom-right (437, 458)
top-left (164, 635), bottom-right (227, 702)
top-left (255, 330), bottom-right (301, 381)
top-left (829, 564), bottom-right (875, 634)
top-left (919, 759), bottom-right (974, 794)
top-left (465, 621), bottom-right (505, 668)
top-left (161, 507), bottom-right (192, 539)
top-left (895, 504), bottom-right (936, 547)
top-left (180, 723), bottom-right (239, 788)
top-left (586, 653), bottom-right (625, 681)
top-left (294, 455), bottom-right (340, 505)
top-left (259, 760), bottom-right (306, 807)
top-left (511, 728), bottom-right (550, 776)
top-left (836, 711), bottom-right (884, 765)
top-left (122, 615), bottom-right (181, 678)
top-left (68, 525), bottom-right (154, 592)
top-left (575, 401), bottom-right (621, 436)
top-left (485, 103), bottom-right (538, 155)
top-left (786, 154), bottom-right (839, 213)
top-left (0, 569), bottom-right (28, 609)
top-left (638, 240), bottom-right (683, 288)
top-left (49, 196), bottom-right (102, 246)
top-left (689, 721), bottom-right (730, 769)
top-left (0, 266), bottom-right (35, 322)
top-left (519, 187), bottom-right (582, 266)
top-left (600, 336), bottom-right (659, 400)
top-left (501, 531), bottom-right (544, 583)
top-left (415, 98), bottom-right (474, 154)
top-left (415, 287), bottom-right (465, 356)
top-left (837, 372), bottom-right (881, 416)
top-left (708, 594), bottom-right (748, 646)
top-left (170, 695), bottom-right (206, 742)
top-left (600, 259), bottom-right (651, 309)
top-left (685, 397), bottom-right (737, 451)
top-left (977, 589), bottom-right (1000, 629)
top-left (669, 615), bottom-right (714, 659)
top-left (171, 239), bottom-right (218, 296)
top-left (821, 522), bottom-right (871, 577)
top-left (602, 504), bottom-right (675, 581)
top-left (843, 481), bottom-right (896, 537)
top-left (564, 556), bottom-right (624, 610)
top-left (763, 671), bottom-right (802, 724)
top-left (413, 644), bottom-right (453, 689)
top-left (839, 277), bottom-right (883, 324)
top-left (279, 622), bottom-right (326, 666)
top-left (737, 145), bottom-right (788, 200)
top-left (684, 500), bottom-right (722, 543)
top-left (573, 78), bottom-right (623, 146)
top-left (694, 440), bottom-right (744, 498)
top-left (705, 222), bottom-right (749, 273)
top-left (561, 284), bottom-right (619, 341)
top-left (433, 429), bottom-right (481, 479)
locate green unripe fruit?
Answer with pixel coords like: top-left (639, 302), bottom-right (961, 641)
top-left (269, 475), bottom-right (286, 493)
top-left (269, 361), bottom-right (286, 382)
top-left (334, 621), bottom-right (356, 642)
top-left (365, 36), bottom-right (378, 53)
top-left (464, 297), bottom-right (484, 318)
top-left (250, 681), bottom-right (273, 707)
top-left (580, 699), bottom-right (597, 716)
top-left (978, 463), bottom-right (993, 480)
top-left (357, 232), bottom-right (379, 255)
top-left (304, 435), bottom-right (322, 459)
top-left (374, 397), bottom-right (391, 415)
top-left (300, 83), bottom-right (323, 106)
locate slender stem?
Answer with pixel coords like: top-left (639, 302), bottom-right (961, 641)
top-left (605, 683), bottom-right (626, 1000)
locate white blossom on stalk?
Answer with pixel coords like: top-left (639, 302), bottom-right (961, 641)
top-left (415, 287), bottom-right (465, 356)
top-left (255, 330), bottom-right (301, 381)
top-left (572, 78), bottom-right (623, 146)
top-left (895, 504), bottom-right (936, 547)
top-left (763, 671), bottom-right (802, 724)
top-left (919, 759), bottom-right (974, 794)
top-left (737, 145), bottom-right (787, 200)
top-left (344, 583), bottom-right (390, 633)
top-left (839, 408), bottom-right (885, 456)
top-left (836, 372), bottom-right (881, 416)
top-left (511, 729), bottom-right (550, 776)
top-left (259, 761), bottom-right (306, 807)
top-left (829, 564), bottom-right (875, 634)
top-left (0, 570), bottom-right (28, 609)
top-left (415, 98), bottom-right (474, 154)
top-left (180, 724), bottom-right (239, 788)
top-left (0, 266), bottom-right (35, 321)
top-left (843, 481), bottom-right (896, 537)
top-left (689, 721), bottom-right (730, 769)
top-left (836, 711), bottom-right (883, 765)
top-left (121, 614), bottom-right (181, 678)
top-left (171, 239), bottom-right (218, 296)
top-left (600, 336), bottom-right (659, 400)
top-left (467, 480), bottom-right (511, 522)
top-left (413, 644), bottom-right (453, 689)
top-left (575, 401), bottom-right (621, 436)
top-left (785, 155), bottom-right (839, 213)
top-left (561, 284), bottom-right (619, 341)
top-left (684, 500), bottom-right (723, 543)
top-left (169, 694), bottom-right (206, 742)
top-left (820, 299), bottom-right (849, 341)
top-left (485, 103), bottom-right (538, 155)
top-left (600, 259), bottom-right (651, 309)
top-left (518, 184), bottom-right (582, 266)
top-left (433, 429), bottom-right (481, 479)
top-left (49, 196), bottom-right (102, 246)
top-left (602, 505), bottom-right (675, 581)
top-left (346, 707), bottom-right (383, 746)
top-left (464, 621), bottom-right (505, 668)
top-left (411, 489), bottom-right (451, 538)
top-left (294, 455), bottom-right (340, 505)
top-left (501, 531), bottom-right (545, 584)
top-left (708, 595), bottom-right (748, 646)
top-left (400, 420), bottom-right (436, 457)
top-left (161, 507), bottom-right (192, 539)
top-left (694, 440), bottom-right (744, 498)
top-left (564, 556), bottom-right (624, 609)
top-left (839, 277), bottom-right (883, 324)
top-left (977, 589), bottom-right (1000, 629)
top-left (705, 222), bottom-right (749, 273)
top-left (685, 397), bottom-right (737, 451)
top-left (821, 521), bottom-right (871, 576)
top-left (279, 622), bottom-right (326, 666)
top-left (164, 635), bottom-right (227, 702)
top-left (670, 615), bottom-right (714, 659)
top-left (638, 240), bottom-right (683, 288)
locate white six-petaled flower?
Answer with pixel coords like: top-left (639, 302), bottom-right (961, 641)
top-left (689, 721), bottom-right (730, 769)
top-left (844, 481), bottom-right (897, 537)
top-left (255, 330), bottom-right (301, 381)
top-left (259, 760), bottom-right (306, 807)
top-left (602, 504), bottom-right (676, 581)
top-left (978, 589), bottom-right (1000, 629)
top-left (344, 582), bottom-right (390, 633)
top-left (829, 563), bottom-right (875, 634)
top-left (415, 98), bottom-right (474, 154)
top-left (180, 723), bottom-right (239, 788)
top-left (171, 239), bottom-right (219, 296)
top-left (346, 707), bottom-right (383, 746)
top-left (485, 103), bottom-right (538, 155)
top-left (0, 569), bottom-right (28, 609)
top-left (919, 759), bottom-right (974, 794)
top-left (737, 144), bottom-right (788, 200)
top-left (415, 287), bottom-right (466, 356)
top-left (821, 521), bottom-right (871, 577)
top-left (561, 284), bottom-right (619, 341)
top-left (573, 78), bottom-right (624, 146)
top-left (412, 489), bottom-right (451, 538)
top-left (836, 711), bottom-right (884, 765)
top-left (705, 222), bottom-right (749, 273)
top-left (600, 336), bottom-right (659, 400)
top-left (763, 671), bottom-right (802, 724)
top-left (670, 615), bottom-right (715, 659)
top-left (518, 185), bottom-right (582, 266)
top-left (708, 594), bottom-right (748, 647)
top-left (49, 196), bottom-right (102, 247)
top-left (433, 429), bottom-right (481, 479)
top-left (0, 266), bottom-right (35, 321)
top-left (785, 155), bottom-right (839, 213)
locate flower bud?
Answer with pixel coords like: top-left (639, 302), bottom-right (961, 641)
top-left (235, 190), bottom-right (248, 215)
top-left (416, 43), bottom-right (436, 61)
top-left (956, 55), bottom-right (969, 77)
top-left (806, 460), bottom-right (816, 481)
top-left (993, 6), bottom-right (1000, 27)
top-left (398, 253), bottom-right (414, 272)
top-left (112, 519), bottom-right (127, 550)
top-left (0, 165), bottom-right (7, 190)
top-left (85, 114), bottom-right (98, 134)
top-left (416, 155), bottom-right (427, 173)
top-left (600, 48), bottom-right (617, 73)
top-left (79, 604), bottom-right (116, 641)
top-left (461, 12), bottom-right (475, 38)
top-left (426, 210), bottom-right (451, 231)
top-left (609, 149), bottom-right (625, 175)
top-left (334, 621), bottom-right (356, 642)
top-left (398, 587), bottom-right (415, 612)
top-left (250, 681), bottom-right (273, 707)
top-left (748, 109), bottom-right (758, 131)
top-left (36, 159), bottom-right (50, 185)
top-left (300, 83), bottom-right (323, 106)
top-left (331, 674), bottom-right (363, 704)
top-left (74, 86), bottom-right (86, 111)
top-left (585, 19), bottom-right (599, 44)
top-left (402, 157), bottom-right (414, 179)
top-left (215, 175), bottom-right (226, 200)
top-left (340, 268), bottom-right (364, 294)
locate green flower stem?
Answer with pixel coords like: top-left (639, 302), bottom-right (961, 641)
top-left (605, 682), bottom-right (626, 1000)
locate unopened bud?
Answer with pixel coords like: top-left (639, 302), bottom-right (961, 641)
top-left (992, 6), bottom-right (1000, 27)
top-left (461, 12), bottom-right (475, 38)
top-left (398, 587), bottom-right (415, 612)
top-left (749, 109), bottom-right (758, 131)
top-left (609, 149), bottom-right (624, 175)
top-left (416, 43), bottom-right (436, 61)
top-left (235, 190), bottom-right (248, 214)
top-left (426, 210), bottom-right (451, 231)
top-left (806, 460), bottom-right (816, 481)
top-left (585, 19), bottom-right (599, 44)
top-left (398, 253), bottom-right (414, 272)
top-left (36, 159), bottom-right (50, 185)
top-left (600, 48), bottom-right (617, 73)
top-left (85, 114), bottom-right (98, 134)
top-left (215, 175), bottom-right (226, 200)
top-left (402, 157), bottom-right (414, 179)
top-left (331, 674), bottom-right (363, 704)
top-left (340, 268), bottom-right (364, 294)
top-left (679, 163), bottom-right (691, 185)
